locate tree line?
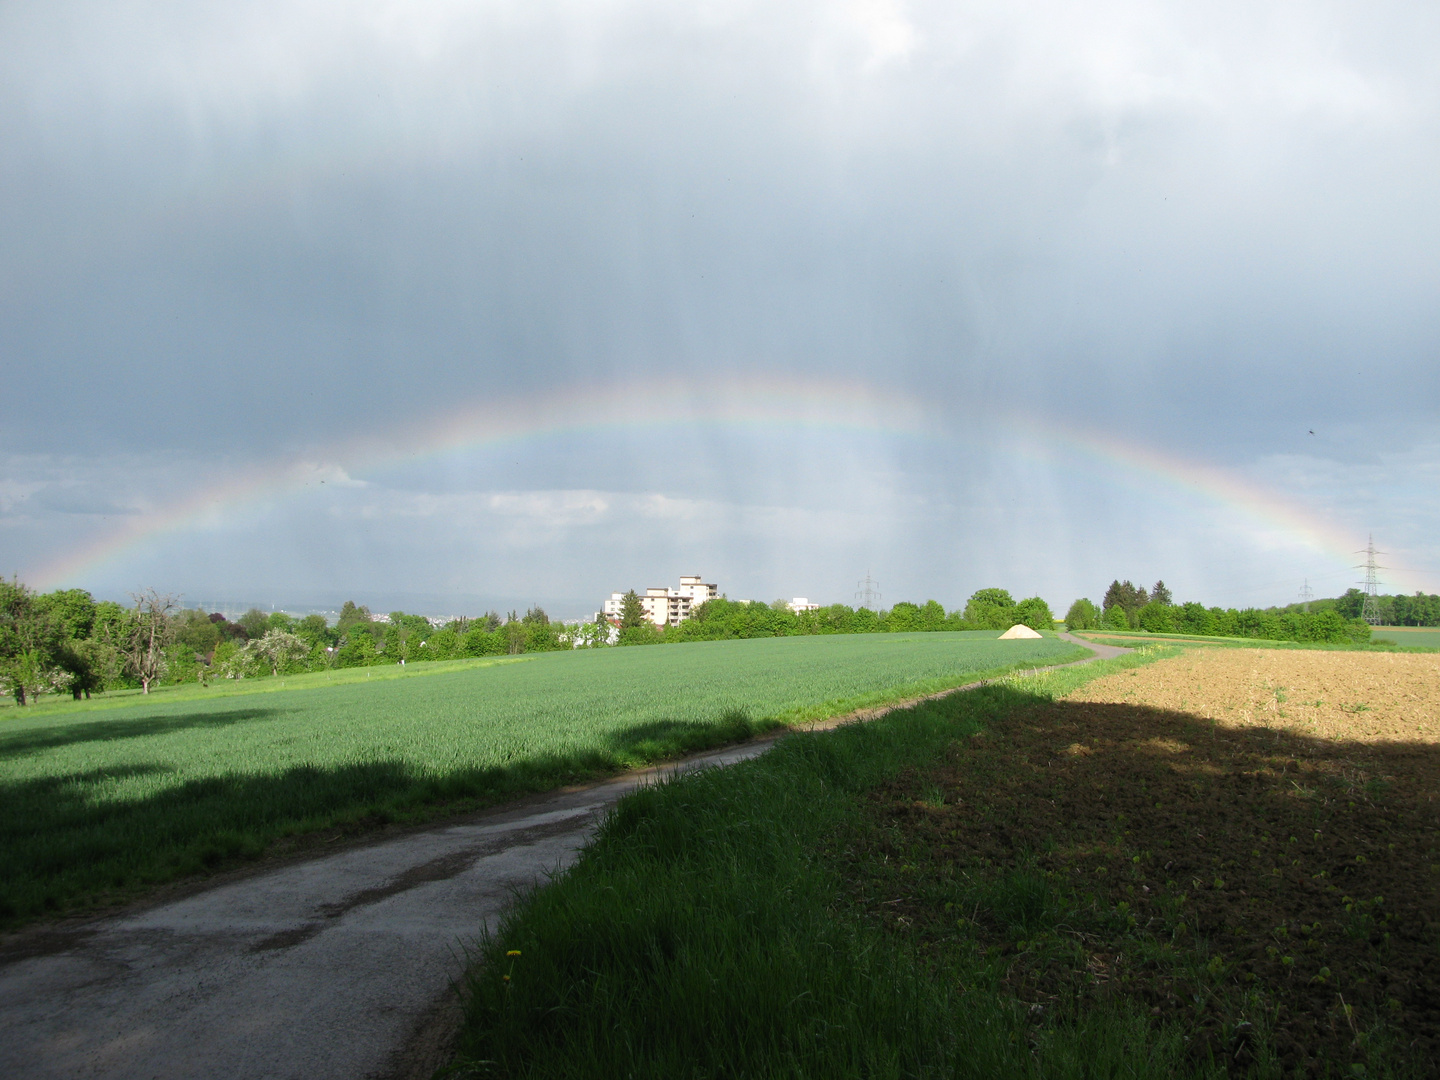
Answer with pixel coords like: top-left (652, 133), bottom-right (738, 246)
top-left (1234, 588), bottom-right (1439, 627)
top-left (1330, 589), bottom-right (1440, 627)
top-left (1062, 578), bottom-right (1375, 644)
top-left (0, 578), bottom-right (1057, 705)
top-left (603, 588), bottom-right (1055, 645)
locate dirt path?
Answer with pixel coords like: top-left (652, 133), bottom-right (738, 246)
top-left (0, 640), bottom-right (1113, 1080)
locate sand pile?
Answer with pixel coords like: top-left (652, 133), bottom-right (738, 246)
top-left (998, 624), bottom-right (1042, 639)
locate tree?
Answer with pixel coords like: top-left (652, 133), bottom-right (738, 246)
top-left (237, 608), bottom-right (270, 640)
top-left (1064, 598), bottom-right (1099, 630)
top-left (1102, 580), bottom-right (1148, 621)
top-left (503, 614), bottom-right (527, 655)
top-left (93, 600), bottom-right (128, 640)
top-left (335, 630), bottom-right (378, 668)
top-left (382, 619), bottom-right (425, 663)
top-left (87, 600), bottom-right (131, 690)
top-left (265, 611), bottom-right (297, 634)
top-left (163, 643), bottom-right (202, 685)
top-left (0, 577), bottom-right (62, 705)
top-left (522, 605), bottom-right (551, 626)
top-left (963, 588), bottom-right (1015, 630)
top-left (252, 629), bottom-right (310, 676)
top-left (1335, 588), bottom-right (1365, 620)
top-left (618, 590), bottom-right (648, 630)
top-left (58, 637), bottom-right (114, 699)
top-left (1137, 601), bottom-right (1175, 633)
top-left (37, 588), bottom-right (98, 640)
top-left (1150, 580), bottom-right (1173, 607)
top-left (968, 588), bottom-right (1014, 609)
top-left (297, 613), bottom-right (333, 645)
top-left (886, 601), bottom-right (921, 631)
top-left (125, 590), bottom-right (178, 694)
top-left (1013, 596), bottom-right (1054, 632)
top-left (1175, 602), bottom-right (1214, 635)
top-left (336, 602), bottom-right (372, 635)
top-left (214, 640), bottom-right (256, 679)
top-left (570, 619), bottom-right (615, 648)
top-left (1105, 604), bottom-right (1132, 630)
top-left (174, 608), bottom-right (222, 655)
top-left (422, 628), bottom-right (459, 659)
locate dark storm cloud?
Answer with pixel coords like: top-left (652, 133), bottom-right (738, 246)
top-left (2, 0), bottom-right (1438, 607)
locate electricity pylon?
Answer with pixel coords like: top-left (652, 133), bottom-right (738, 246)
top-left (1298, 579), bottom-right (1313, 613)
top-left (855, 572), bottom-right (882, 611)
top-left (1356, 535), bottom-right (1385, 626)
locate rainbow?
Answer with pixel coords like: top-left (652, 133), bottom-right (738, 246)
top-left (30, 373), bottom-right (1414, 594)
top-left (1017, 420), bottom-right (1380, 576)
top-left (31, 374), bottom-right (929, 589)
top-left (1037, 423), bottom-right (1440, 594)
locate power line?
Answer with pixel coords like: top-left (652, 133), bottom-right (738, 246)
top-left (1298, 578), bottom-right (1313, 613)
top-left (854, 571), bottom-right (882, 611)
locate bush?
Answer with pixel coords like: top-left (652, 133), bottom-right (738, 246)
top-left (1104, 605), bottom-right (1131, 630)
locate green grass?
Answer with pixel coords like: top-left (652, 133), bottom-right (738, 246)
top-left (1074, 628), bottom-right (1437, 652)
top-left (1369, 626), bottom-right (1440, 649)
top-left (447, 648), bottom-right (1204, 1080)
top-left (0, 631), bottom-right (1087, 926)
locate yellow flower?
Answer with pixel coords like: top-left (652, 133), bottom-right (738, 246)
top-left (502, 974), bottom-right (511, 982)
top-left (506, 950), bottom-right (522, 957)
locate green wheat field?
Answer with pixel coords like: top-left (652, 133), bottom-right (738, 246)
top-left (0, 631), bottom-right (1084, 924)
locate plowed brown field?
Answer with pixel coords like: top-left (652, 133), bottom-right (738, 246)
top-left (847, 649), bottom-right (1440, 1075)
top-left (1068, 648), bottom-right (1440, 743)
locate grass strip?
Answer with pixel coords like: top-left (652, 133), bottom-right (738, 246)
top-left (447, 648), bottom-right (1208, 1079)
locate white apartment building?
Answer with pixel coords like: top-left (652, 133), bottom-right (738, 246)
top-left (787, 598), bottom-right (821, 613)
top-left (602, 575), bottom-right (719, 627)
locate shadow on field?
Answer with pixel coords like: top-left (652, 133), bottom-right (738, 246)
top-left (604, 710), bottom-right (762, 760)
top-left (852, 689), bottom-right (1440, 1075)
top-left (0, 708), bottom-right (295, 760)
top-left (0, 758), bottom-right (425, 922)
top-left (442, 681), bottom-right (1440, 1080)
top-left (0, 709), bottom-right (774, 926)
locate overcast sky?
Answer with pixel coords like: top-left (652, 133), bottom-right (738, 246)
top-left (2, 0), bottom-right (1437, 617)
